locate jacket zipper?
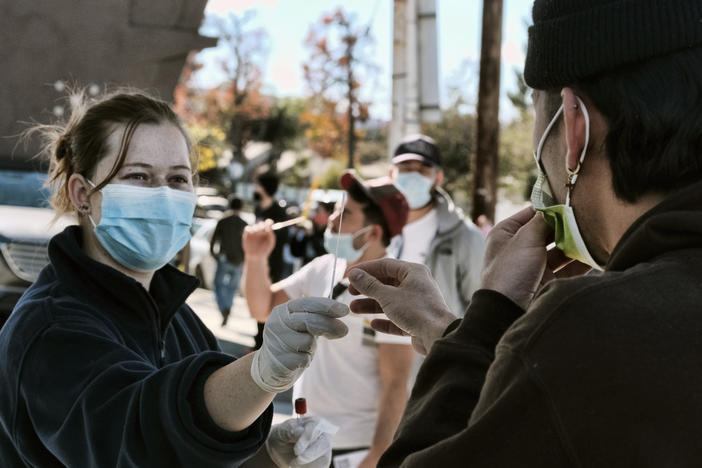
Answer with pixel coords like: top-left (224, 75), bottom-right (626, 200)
top-left (143, 291), bottom-right (167, 367)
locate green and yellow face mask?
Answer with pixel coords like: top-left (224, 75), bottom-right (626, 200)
top-left (530, 96), bottom-right (604, 270)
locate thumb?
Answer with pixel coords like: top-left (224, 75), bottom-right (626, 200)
top-left (348, 268), bottom-right (391, 299)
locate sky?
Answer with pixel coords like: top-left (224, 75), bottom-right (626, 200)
top-left (194, 0), bottom-right (533, 122)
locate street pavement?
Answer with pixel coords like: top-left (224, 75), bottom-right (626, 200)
top-left (186, 288), bottom-right (294, 423)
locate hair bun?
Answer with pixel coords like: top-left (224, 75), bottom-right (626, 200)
top-left (56, 134), bottom-right (71, 160)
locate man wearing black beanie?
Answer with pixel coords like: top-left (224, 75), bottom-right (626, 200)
top-left (345, 0), bottom-right (702, 466)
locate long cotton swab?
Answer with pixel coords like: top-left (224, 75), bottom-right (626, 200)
top-left (328, 192), bottom-right (346, 299)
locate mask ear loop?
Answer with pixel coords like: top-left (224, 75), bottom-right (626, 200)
top-left (564, 96), bottom-right (590, 206)
top-left (534, 104), bottom-right (564, 168)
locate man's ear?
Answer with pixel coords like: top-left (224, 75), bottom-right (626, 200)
top-left (435, 169), bottom-right (444, 186)
top-left (368, 224), bottom-right (383, 244)
top-left (561, 87), bottom-right (588, 173)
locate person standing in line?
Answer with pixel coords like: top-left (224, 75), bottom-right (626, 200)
top-left (389, 134), bottom-right (486, 318)
top-left (210, 196), bottom-right (247, 327)
top-left (251, 171), bottom-right (288, 350)
top-left (243, 171), bottom-right (414, 468)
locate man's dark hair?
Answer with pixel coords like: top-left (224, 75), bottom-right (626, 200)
top-left (317, 201), bottom-right (335, 215)
top-left (229, 197), bottom-right (242, 211)
top-left (346, 184), bottom-right (392, 247)
top-left (254, 172), bottom-right (280, 197)
top-left (546, 46), bottom-right (702, 203)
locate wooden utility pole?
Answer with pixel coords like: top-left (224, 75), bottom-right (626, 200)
top-left (472, 0), bottom-right (503, 223)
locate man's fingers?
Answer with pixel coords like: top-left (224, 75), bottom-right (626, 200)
top-left (349, 258), bottom-right (411, 297)
top-left (349, 298), bottom-right (384, 315)
top-left (490, 206), bottom-right (537, 238)
top-left (347, 258), bottom-right (414, 294)
top-left (370, 319), bottom-right (409, 336)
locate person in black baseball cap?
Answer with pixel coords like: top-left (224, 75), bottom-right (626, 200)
top-left (389, 134), bottom-right (485, 319)
top-left (345, 0), bottom-right (702, 466)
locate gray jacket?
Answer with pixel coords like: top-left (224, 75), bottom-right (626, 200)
top-left (392, 190), bottom-right (486, 316)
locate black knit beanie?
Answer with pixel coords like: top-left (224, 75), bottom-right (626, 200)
top-left (524, 0), bottom-right (702, 89)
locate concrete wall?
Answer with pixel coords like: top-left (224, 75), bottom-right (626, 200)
top-left (0, 0), bottom-right (216, 166)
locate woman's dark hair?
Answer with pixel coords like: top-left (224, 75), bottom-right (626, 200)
top-left (346, 183), bottom-right (392, 247)
top-left (547, 46), bottom-right (702, 203)
top-left (26, 87), bottom-right (198, 217)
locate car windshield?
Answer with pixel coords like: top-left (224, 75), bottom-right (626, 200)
top-left (0, 170), bottom-right (51, 208)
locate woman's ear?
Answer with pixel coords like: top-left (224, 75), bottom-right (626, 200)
top-left (561, 87), bottom-right (588, 173)
top-left (67, 173), bottom-right (92, 214)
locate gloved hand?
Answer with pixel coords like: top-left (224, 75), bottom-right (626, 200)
top-left (251, 297), bottom-right (349, 393)
top-left (266, 416), bottom-right (338, 468)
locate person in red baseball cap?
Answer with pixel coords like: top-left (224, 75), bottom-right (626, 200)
top-left (242, 170), bottom-right (412, 467)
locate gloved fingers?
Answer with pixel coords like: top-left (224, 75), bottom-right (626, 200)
top-left (283, 312), bottom-right (349, 339)
top-left (294, 432), bottom-right (332, 464)
top-left (285, 297), bottom-right (350, 318)
top-left (294, 417), bottom-right (338, 459)
top-left (265, 326), bottom-right (316, 354)
top-left (270, 418), bottom-right (307, 444)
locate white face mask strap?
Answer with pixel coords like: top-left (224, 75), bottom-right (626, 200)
top-left (535, 104), bottom-right (564, 165)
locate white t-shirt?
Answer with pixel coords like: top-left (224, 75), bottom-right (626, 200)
top-left (398, 208), bottom-right (438, 263)
top-left (277, 254), bottom-right (411, 449)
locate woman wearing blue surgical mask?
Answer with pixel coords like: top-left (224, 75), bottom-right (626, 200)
top-left (0, 89), bottom-right (342, 468)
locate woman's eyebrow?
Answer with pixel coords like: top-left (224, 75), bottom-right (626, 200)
top-left (121, 163), bottom-right (190, 171)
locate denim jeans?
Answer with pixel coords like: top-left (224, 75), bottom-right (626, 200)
top-left (213, 258), bottom-right (243, 314)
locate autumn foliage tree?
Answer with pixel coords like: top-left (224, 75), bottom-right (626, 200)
top-left (175, 11), bottom-right (272, 179)
top-left (302, 8), bottom-right (375, 167)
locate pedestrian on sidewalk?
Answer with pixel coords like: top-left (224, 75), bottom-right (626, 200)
top-left (347, 0), bottom-right (702, 465)
top-left (251, 171), bottom-right (288, 350)
top-left (210, 196), bottom-right (247, 327)
top-left (243, 171), bottom-right (413, 468)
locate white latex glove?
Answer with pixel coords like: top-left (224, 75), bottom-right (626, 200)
top-left (251, 297), bottom-right (349, 393)
top-left (266, 416), bottom-right (338, 468)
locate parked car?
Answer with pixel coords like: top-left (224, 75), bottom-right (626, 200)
top-left (0, 168), bottom-right (74, 328)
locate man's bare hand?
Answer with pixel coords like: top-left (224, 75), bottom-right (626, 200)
top-left (480, 206), bottom-right (590, 310)
top-left (348, 259), bottom-right (456, 355)
top-left (243, 220), bottom-right (276, 261)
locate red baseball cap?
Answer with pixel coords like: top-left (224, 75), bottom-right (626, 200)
top-left (340, 170), bottom-right (409, 237)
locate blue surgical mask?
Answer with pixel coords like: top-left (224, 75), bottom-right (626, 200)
top-left (323, 226), bottom-right (371, 263)
top-left (394, 172), bottom-right (433, 209)
top-left (88, 182), bottom-right (196, 272)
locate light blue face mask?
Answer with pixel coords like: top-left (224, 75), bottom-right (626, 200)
top-left (394, 172), bottom-right (434, 209)
top-left (323, 226), bottom-right (371, 263)
top-left (87, 182), bottom-right (197, 272)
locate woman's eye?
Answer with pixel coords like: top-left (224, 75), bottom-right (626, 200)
top-left (125, 173), bottom-right (148, 181)
top-left (170, 175), bottom-right (189, 184)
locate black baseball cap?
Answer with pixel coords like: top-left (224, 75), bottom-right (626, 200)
top-left (392, 134), bottom-right (441, 167)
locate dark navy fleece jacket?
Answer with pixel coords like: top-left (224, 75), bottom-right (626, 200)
top-left (0, 226), bottom-right (272, 467)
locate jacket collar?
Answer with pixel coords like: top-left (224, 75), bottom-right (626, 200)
top-left (49, 226), bottom-right (199, 326)
top-left (607, 179), bottom-right (702, 271)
